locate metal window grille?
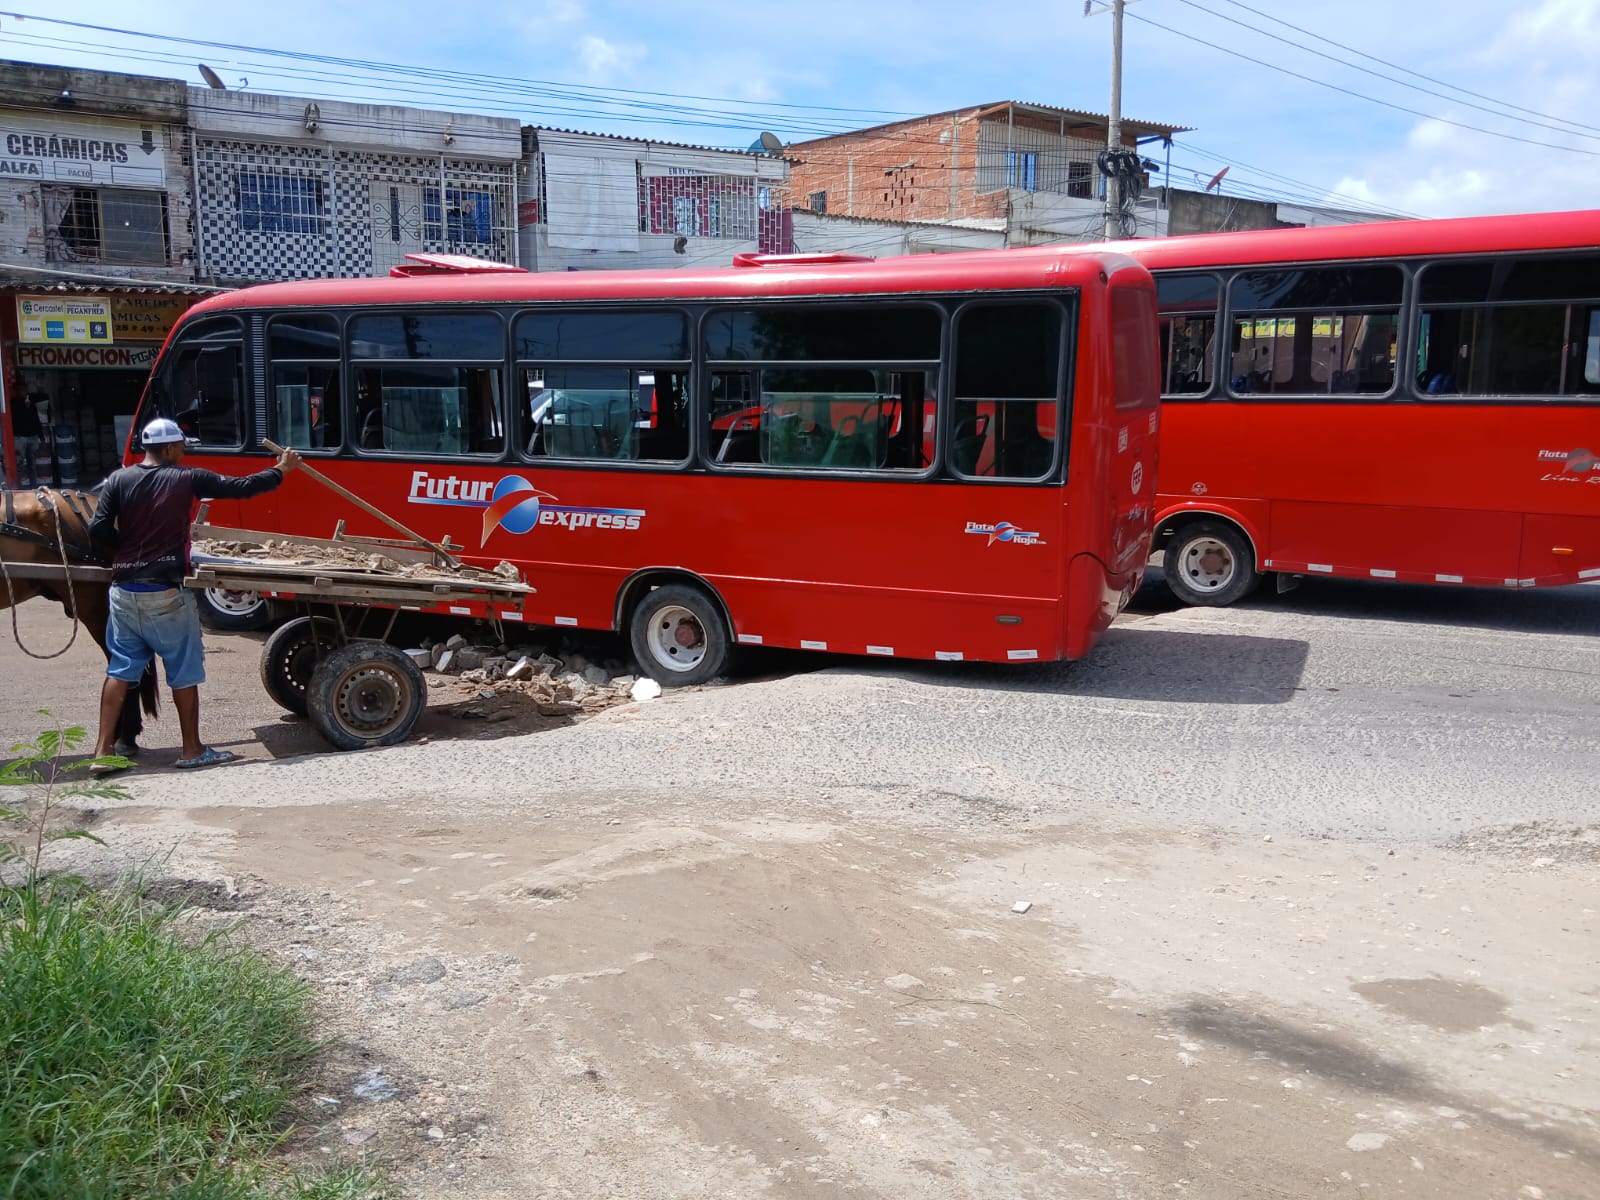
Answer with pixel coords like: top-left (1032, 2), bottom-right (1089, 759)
top-left (237, 172), bottom-right (326, 235)
top-left (423, 187), bottom-right (495, 245)
top-left (642, 172), bottom-right (761, 240)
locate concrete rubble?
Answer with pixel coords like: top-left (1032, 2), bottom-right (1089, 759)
top-left (408, 636), bottom-right (655, 718)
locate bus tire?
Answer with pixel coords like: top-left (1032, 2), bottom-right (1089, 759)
top-left (197, 585), bottom-right (274, 631)
top-left (1164, 520), bottom-right (1261, 607)
top-left (629, 583), bottom-right (729, 687)
top-left (306, 640), bottom-right (426, 751)
top-left (259, 616), bottom-right (337, 716)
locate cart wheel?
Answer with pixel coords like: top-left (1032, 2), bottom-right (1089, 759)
top-left (259, 616), bottom-right (337, 716)
top-left (306, 640), bottom-right (426, 751)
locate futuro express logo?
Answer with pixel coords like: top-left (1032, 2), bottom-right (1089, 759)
top-left (406, 471), bottom-right (645, 547)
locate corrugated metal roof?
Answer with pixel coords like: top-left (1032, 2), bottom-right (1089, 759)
top-left (527, 125), bottom-right (785, 160)
top-left (790, 100), bottom-right (1190, 146)
top-left (0, 268), bottom-right (223, 295)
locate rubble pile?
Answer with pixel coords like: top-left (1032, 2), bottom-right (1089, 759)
top-left (411, 633), bottom-right (661, 720)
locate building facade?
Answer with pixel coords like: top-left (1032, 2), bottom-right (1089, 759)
top-left (785, 101), bottom-right (1185, 247)
top-left (189, 89), bottom-right (523, 284)
top-left (520, 128), bottom-right (791, 272)
top-left (0, 60), bottom-right (212, 488)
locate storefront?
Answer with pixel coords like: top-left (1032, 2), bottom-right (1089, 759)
top-left (2, 285), bottom-right (208, 489)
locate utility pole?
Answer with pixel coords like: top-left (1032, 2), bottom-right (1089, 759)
top-left (1087, 0), bottom-right (1128, 240)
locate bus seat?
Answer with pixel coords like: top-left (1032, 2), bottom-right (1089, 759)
top-left (951, 415), bottom-right (989, 475)
top-left (359, 409), bottom-right (384, 449)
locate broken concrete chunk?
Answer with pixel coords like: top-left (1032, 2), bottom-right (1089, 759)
top-left (581, 664), bottom-right (610, 686)
top-left (405, 648), bottom-right (432, 668)
top-left (1011, 900), bottom-right (1033, 914)
top-left (506, 656), bottom-right (533, 680)
top-left (445, 634), bottom-right (467, 650)
top-left (630, 677), bottom-right (662, 702)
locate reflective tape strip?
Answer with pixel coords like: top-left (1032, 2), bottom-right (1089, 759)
top-left (1263, 559), bottom-right (1276, 568)
top-left (866, 645), bottom-right (894, 656)
top-left (1369, 569), bottom-right (1396, 579)
top-left (402, 605), bottom-right (421, 611)
top-left (1435, 574), bottom-right (1463, 583)
top-left (500, 610), bottom-right (524, 620)
top-left (1581, 568), bottom-right (1600, 579)
top-left (935, 651), bottom-right (964, 661)
top-left (1504, 578), bottom-right (1519, 588)
top-left (449, 606), bottom-right (471, 615)
top-left (737, 633), bottom-right (763, 645)
top-left (1307, 563), bottom-right (1334, 573)
top-left (800, 639), bottom-right (827, 650)
top-left (1520, 577), bottom-right (1537, 587)
top-left (1007, 649), bottom-right (1039, 661)
top-left (554, 616), bottom-right (578, 626)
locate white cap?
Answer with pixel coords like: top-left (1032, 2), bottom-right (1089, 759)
top-left (140, 417), bottom-right (187, 446)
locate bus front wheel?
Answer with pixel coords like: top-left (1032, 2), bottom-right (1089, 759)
top-left (1164, 521), bottom-right (1261, 607)
top-left (629, 583), bottom-right (729, 687)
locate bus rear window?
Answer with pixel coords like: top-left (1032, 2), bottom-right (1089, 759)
top-left (950, 301), bottom-right (1064, 480)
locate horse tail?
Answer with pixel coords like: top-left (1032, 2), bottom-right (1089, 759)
top-left (140, 664), bottom-right (160, 719)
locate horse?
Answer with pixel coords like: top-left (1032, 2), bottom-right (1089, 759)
top-left (1, 488), bottom-right (157, 752)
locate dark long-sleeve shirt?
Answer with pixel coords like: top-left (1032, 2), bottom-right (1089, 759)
top-left (89, 462), bottom-right (284, 586)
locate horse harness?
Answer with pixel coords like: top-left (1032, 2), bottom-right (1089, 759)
top-left (1, 487), bottom-right (106, 659)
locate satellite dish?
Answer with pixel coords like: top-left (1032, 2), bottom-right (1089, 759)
top-left (758, 131), bottom-right (785, 157)
top-left (1205, 166), bottom-right (1230, 192)
top-left (198, 63), bottom-right (227, 90)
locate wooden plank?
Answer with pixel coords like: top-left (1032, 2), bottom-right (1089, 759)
top-left (0, 563), bottom-right (114, 583)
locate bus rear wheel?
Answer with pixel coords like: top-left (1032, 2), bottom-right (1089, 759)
top-left (629, 583), bottom-right (729, 687)
top-left (1164, 520), bottom-right (1261, 606)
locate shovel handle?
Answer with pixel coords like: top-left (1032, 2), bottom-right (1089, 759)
top-left (263, 439), bottom-right (461, 568)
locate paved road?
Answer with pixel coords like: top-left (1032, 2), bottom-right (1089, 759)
top-left (4, 576), bottom-right (1598, 842)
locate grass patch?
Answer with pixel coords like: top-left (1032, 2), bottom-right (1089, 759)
top-left (1, 720), bottom-right (389, 1200)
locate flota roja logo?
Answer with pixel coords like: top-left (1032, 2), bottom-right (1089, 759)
top-left (1539, 448), bottom-right (1598, 473)
top-left (407, 471), bottom-right (644, 548)
top-left (965, 520), bottom-right (1045, 547)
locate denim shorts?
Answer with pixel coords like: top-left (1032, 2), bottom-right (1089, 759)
top-left (106, 586), bottom-right (206, 689)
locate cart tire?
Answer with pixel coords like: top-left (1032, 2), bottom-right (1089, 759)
top-left (628, 583), bottom-right (729, 687)
top-left (306, 640), bottom-right (426, 751)
top-left (198, 585), bottom-right (274, 631)
top-left (259, 616), bottom-right (337, 716)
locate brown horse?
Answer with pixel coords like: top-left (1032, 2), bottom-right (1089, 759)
top-left (1, 488), bottom-right (157, 750)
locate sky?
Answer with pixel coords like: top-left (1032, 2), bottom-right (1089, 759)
top-left (9, 0), bottom-right (1600, 222)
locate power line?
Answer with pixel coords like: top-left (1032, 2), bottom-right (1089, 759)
top-left (1126, 8), bottom-right (1600, 159)
top-left (1172, 0), bottom-right (1600, 147)
top-left (1203, 0), bottom-right (1595, 137)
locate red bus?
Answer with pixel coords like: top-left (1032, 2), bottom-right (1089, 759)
top-left (132, 248), bottom-right (1160, 683)
top-left (1104, 209), bottom-right (1600, 605)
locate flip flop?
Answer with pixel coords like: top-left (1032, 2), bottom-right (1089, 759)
top-left (174, 747), bottom-right (238, 770)
top-left (114, 740), bottom-right (141, 759)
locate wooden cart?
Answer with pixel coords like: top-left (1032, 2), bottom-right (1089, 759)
top-left (186, 524), bottom-right (533, 751)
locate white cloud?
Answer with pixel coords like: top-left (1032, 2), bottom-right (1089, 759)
top-left (577, 34), bottom-right (645, 80)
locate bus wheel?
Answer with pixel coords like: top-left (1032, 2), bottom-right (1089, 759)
top-left (198, 585), bottom-right (274, 631)
top-left (1164, 521), bottom-right (1260, 606)
top-left (629, 583), bottom-right (729, 687)
top-left (306, 641), bottom-right (426, 751)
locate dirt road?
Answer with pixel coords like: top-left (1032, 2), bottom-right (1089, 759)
top-left (5, 593), bottom-right (1597, 1198)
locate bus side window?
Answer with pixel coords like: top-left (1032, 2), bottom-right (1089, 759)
top-left (522, 366), bottom-right (688, 462)
top-left (1417, 254), bottom-right (1600, 398)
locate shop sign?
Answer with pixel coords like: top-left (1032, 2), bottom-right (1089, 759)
top-left (18, 295), bottom-right (114, 344)
top-left (108, 294), bottom-right (193, 340)
top-left (0, 113), bottom-right (165, 187)
top-left (15, 343), bottom-right (159, 370)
